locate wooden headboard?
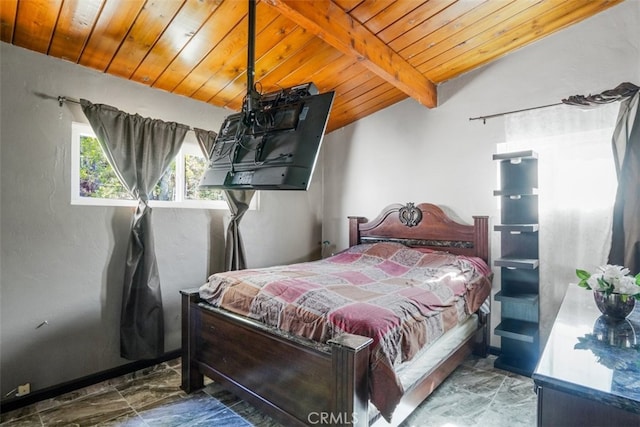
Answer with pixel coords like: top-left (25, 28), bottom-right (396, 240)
top-left (348, 202), bottom-right (489, 263)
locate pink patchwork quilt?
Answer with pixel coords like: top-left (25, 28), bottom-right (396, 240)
top-left (199, 242), bottom-right (491, 421)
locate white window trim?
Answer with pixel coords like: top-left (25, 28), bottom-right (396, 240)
top-left (71, 122), bottom-right (257, 210)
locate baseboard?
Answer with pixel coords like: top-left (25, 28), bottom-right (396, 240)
top-left (0, 349), bottom-right (181, 414)
top-left (489, 345), bottom-right (501, 356)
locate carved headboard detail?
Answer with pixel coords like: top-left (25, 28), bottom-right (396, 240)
top-left (398, 202), bottom-right (422, 227)
top-left (348, 202), bottom-right (489, 263)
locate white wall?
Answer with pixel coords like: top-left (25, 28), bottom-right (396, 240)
top-left (321, 0), bottom-right (640, 346)
top-left (0, 44), bottom-right (323, 396)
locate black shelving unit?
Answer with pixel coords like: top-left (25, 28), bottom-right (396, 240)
top-left (493, 150), bottom-right (540, 376)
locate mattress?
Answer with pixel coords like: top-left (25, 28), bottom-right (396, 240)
top-left (368, 313), bottom-right (481, 425)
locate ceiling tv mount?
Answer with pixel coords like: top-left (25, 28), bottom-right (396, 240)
top-left (199, 0), bottom-right (335, 191)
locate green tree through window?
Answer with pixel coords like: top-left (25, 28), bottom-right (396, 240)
top-left (184, 154), bottom-right (223, 201)
top-left (79, 135), bottom-right (175, 200)
top-left (79, 135), bottom-right (132, 199)
top-left (73, 122), bottom-right (229, 208)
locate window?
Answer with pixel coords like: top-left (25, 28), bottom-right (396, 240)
top-left (71, 122), bottom-right (234, 209)
top-left (499, 102), bottom-right (619, 288)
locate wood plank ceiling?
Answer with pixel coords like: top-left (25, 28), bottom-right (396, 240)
top-left (0, 0), bottom-right (623, 132)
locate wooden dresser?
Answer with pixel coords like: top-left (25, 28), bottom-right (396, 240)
top-left (533, 285), bottom-right (640, 426)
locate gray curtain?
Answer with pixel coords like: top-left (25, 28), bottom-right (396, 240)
top-left (81, 100), bottom-right (189, 359)
top-left (194, 127), bottom-right (217, 160)
top-left (194, 128), bottom-right (255, 271)
top-left (563, 82), bottom-right (640, 274)
top-left (610, 91), bottom-right (640, 274)
top-left (222, 190), bottom-right (255, 270)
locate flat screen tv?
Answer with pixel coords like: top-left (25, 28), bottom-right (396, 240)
top-left (199, 83), bottom-right (334, 190)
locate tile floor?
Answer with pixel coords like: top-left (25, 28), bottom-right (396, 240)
top-left (0, 355), bottom-right (537, 427)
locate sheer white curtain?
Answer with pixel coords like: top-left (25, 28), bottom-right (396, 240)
top-left (501, 103), bottom-right (619, 338)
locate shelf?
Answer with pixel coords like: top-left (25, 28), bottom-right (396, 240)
top-left (493, 149), bottom-right (540, 376)
top-left (493, 188), bottom-right (539, 197)
top-left (494, 224), bottom-right (539, 233)
top-left (495, 291), bottom-right (539, 305)
top-left (492, 150), bottom-right (538, 161)
top-left (494, 258), bottom-right (539, 269)
top-left (494, 319), bottom-right (539, 343)
top-left (494, 355), bottom-right (537, 377)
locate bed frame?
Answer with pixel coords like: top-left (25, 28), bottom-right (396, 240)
top-left (181, 202), bottom-right (490, 426)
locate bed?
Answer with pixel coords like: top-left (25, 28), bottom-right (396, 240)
top-left (181, 202), bottom-right (491, 426)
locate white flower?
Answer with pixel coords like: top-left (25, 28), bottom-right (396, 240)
top-left (578, 264), bottom-right (639, 297)
top-left (617, 275), bottom-right (640, 295)
top-left (599, 265), bottom-right (629, 284)
top-left (587, 275), bottom-right (602, 290)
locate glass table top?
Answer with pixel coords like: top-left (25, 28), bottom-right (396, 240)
top-left (533, 284), bottom-right (640, 414)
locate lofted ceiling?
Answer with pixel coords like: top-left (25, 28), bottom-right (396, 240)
top-left (0, 0), bottom-right (623, 132)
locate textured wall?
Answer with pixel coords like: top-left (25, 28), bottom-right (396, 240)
top-left (321, 0), bottom-right (640, 347)
top-left (0, 44), bottom-right (323, 396)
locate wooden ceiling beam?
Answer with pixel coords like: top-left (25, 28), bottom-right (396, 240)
top-left (264, 0), bottom-right (437, 108)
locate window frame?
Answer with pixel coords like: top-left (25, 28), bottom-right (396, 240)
top-left (71, 122), bottom-right (256, 210)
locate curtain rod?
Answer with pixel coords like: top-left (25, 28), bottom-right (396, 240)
top-left (57, 95), bottom-right (81, 107)
top-left (59, 94), bottom-right (564, 124)
top-left (56, 94), bottom-right (203, 132)
top-left (469, 102), bottom-right (564, 124)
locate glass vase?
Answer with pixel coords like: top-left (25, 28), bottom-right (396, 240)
top-left (593, 291), bottom-right (636, 320)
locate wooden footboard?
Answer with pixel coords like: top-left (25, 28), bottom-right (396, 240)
top-left (181, 289), bottom-right (373, 427)
top-left (182, 289), bottom-right (490, 427)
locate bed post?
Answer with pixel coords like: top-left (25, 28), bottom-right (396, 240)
top-left (348, 216), bottom-right (367, 247)
top-left (472, 216), bottom-right (489, 264)
top-left (329, 334), bottom-right (373, 427)
top-left (473, 297), bottom-right (491, 358)
top-left (181, 289), bottom-right (204, 393)
top-left (472, 216), bottom-right (490, 358)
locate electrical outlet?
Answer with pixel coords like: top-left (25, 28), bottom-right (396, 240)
top-left (16, 383), bottom-right (30, 397)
